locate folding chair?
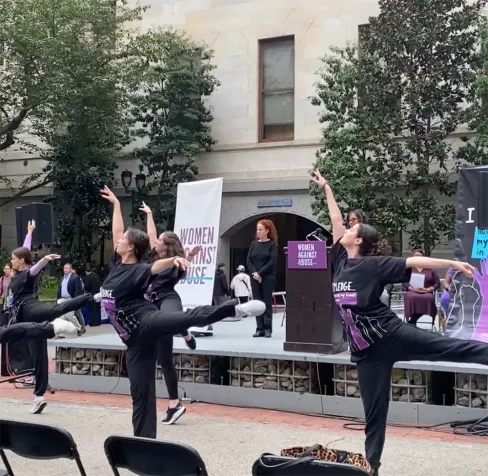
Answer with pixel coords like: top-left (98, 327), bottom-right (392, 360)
top-left (104, 435), bottom-right (208, 476)
top-left (252, 454), bottom-right (371, 475)
top-left (0, 419), bottom-right (86, 475)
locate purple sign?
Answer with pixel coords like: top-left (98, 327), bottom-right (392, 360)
top-left (287, 241), bottom-right (327, 269)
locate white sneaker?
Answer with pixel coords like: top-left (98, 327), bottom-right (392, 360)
top-left (61, 312), bottom-right (82, 331)
top-left (30, 396), bottom-right (47, 414)
top-left (235, 300), bottom-right (265, 318)
top-left (52, 318), bottom-right (78, 337)
top-left (93, 292), bottom-right (102, 303)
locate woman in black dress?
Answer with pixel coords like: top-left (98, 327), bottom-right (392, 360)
top-left (312, 170), bottom-right (488, 475)
top-left (140, 202), bottom-right (199, 425)
top-left (247, 218), bottom-right (278, 338)
top-left (100, 186), bottom-right (265, 438)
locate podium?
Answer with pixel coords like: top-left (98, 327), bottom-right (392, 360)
top-left (283, 242), bottom-right (346, 355)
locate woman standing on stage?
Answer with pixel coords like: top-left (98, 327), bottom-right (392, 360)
top-left (247, 219), bottom-right (278, 338)
top-left (100, 186), bottom-right (264, 439)
top-left (140, 202), bottom-right (199, 426)
top-left (312, 170), bottom-right (488, 476)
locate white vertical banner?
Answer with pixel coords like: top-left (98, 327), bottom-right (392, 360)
top-left (173, 178), bottom-right (223, 311)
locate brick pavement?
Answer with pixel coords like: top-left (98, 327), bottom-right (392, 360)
top-left (0, 369), bottom-right (486, 445)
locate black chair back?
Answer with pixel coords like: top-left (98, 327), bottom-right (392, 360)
top-left (0, 419), bottom-right (86, 475)
top-left (252, 455), bottom-right (371, 475)
top-left (104, 435), bottom-right (208, 476)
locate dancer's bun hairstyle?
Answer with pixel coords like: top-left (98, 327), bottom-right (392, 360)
top-left (357, 224), bottom-right (391, 257)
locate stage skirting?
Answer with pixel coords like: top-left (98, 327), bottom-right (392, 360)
top-left (48, 315), bottom-right (488, 425)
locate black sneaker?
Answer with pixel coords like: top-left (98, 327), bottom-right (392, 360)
top-left (185, 335), bottom-right (197, 350)
top-left (371, 469), bottom-right (379, 476)
top-left (161, 403), bottom-right (186, 425)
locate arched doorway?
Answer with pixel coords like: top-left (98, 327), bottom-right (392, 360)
top-left (222, 212), bottom-right (330, 293)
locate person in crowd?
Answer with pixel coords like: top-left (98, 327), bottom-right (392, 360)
top-left (312, 169), bottom-right (488, 476)
top-left (403, 249), bottom-right (441, 327)
top-left (0, 264), bottom-right (12, 326)
top-left (230, 265), bottom-right (252, 307)
top-left (82, 265), bottom-right (102, 326)
top-left (347, 209), bottom-right (367, 229)
top-left (247, 219), bottom-right (278, 338)
top-left (139, 201), bottom-right (200, 425)
top-left (57, 262), bottom-right (86, 334)
top-left (440, 268), bottom-right (454, 317)
top-left (100, 186), bottom-right (264, 439)
top-left (213, 263), bottom-right (230, 306)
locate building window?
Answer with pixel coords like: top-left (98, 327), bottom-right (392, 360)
top-left (259, 36), bottom-right (295, 142)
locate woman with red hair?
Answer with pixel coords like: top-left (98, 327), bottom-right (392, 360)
top-left (246, 219), bottom-right (278, 338)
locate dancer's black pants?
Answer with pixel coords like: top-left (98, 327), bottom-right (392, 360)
top-left (29, 339), bottom-right (48, 397)
top-left (125, 301), bottom-right (236, 438)
top-left (250, 275), bottom-right (274, 334)
top-left (0, 322), bottom-right (54, 343)
top-left (155, 294), bottom-right (186, 401)
top-left (18, 294), bottom-right (92, 323)
top-left (352, 322), bottom-right (488, 470)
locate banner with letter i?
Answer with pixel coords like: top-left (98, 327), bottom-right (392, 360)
top-left (173, 178), bottom-right (223, 335)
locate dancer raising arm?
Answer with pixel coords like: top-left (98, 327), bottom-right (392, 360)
top-left (312, 170), bottom-right (488, 476)
top-left (100, 186), bottom-right (265, 439)
top-left (9, 242), bottom-right (94, 328)
top-left (140, 201), bottom-right (199, 425)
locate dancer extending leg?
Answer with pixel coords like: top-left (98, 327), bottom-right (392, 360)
top-left (100, 187), bottom-right (265, 438)
top-left (140, 202), bottom-right (200, 425)
top-left (9, 247), bottom-right (94, 325)
top-left (8, 220), bottom-right (88, 413)
top-left (313, 170), bottom-right (488, 476)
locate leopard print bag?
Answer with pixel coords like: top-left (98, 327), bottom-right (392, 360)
top-left (280, 444), bottom-right (371, 473)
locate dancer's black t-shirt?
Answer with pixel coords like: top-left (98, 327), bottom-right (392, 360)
top-left (100, 253), bottom-right (156, 341)
top-left (331, 242), bottom-right (411, 353)
top-left (146, 249), bottom-right (184, 301)
top-left (10, 270), bottom-right (37, 306)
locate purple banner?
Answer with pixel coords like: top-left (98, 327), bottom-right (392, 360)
top-left (287, 241), bottom-right (327, 270)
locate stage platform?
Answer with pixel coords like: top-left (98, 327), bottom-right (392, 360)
top-left (48, 314), bottom-right (488, 425)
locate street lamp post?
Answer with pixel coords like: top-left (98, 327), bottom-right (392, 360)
top-left (121, 165), bottom-right (147, 226)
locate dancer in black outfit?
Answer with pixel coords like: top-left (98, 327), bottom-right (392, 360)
top-left (10, 247), bottom-right (94, 327)
top-left (140, 201), bottom-right (199, 425)
top-left (312, 170), bottom-right (488, 476)
top-left (100, 186), bottom-right (265, 438)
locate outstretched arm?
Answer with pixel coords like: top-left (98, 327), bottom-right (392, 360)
top-left (406, 257), bottom-right (475, 278)
top-left (311, 171), bottom-right (344, 244)
top-left (29, 254), bottom-right (61, 276)
top-left (140, 202), bottom-right (158, 250)
top-left (100, 186), bottom-right (124, 250)
top-left (23, 220), bottom-right (36, 250)
top-left (151, 256), bottom-right (191, 276)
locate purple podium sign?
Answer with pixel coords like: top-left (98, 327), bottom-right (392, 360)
top-left (287, 241), bottom-right (327, 270)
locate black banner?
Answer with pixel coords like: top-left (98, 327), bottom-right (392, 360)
top-left (446, 165), bottom-right (488, 342)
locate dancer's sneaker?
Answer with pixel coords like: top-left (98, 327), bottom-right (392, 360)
top-left (93, 292), bottom-right (103, 303)
top-left (184, 334), bottom-right (197, 350)
top-left (161, 402), bottom-right (186, 425)
top-left (235, 300), bottom-right (265, 318)
top-left (29, 396), bottom-right (47, 414)
top-left (52, 318), bottom-right (79, 338)
top-left (61, 311), bottom-right (82, 333)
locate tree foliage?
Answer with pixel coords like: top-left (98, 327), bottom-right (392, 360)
top-left (311, 0), bottom-right (487, 255)
top-left (0, 0), bottom-right (144, 265)
top-left (127, 28), bottom-right (219, 229)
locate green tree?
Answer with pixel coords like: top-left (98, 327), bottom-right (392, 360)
top-left (0, 0), bottom-right (142, 209)
top-left (312, 0), bottom-right (486, 255)
top-left (127, 29), bottom-right (219, 229)
top-left (25, 0), bottom-right (142, 265)
top-left (456, 18), bottom-right (488, 166)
